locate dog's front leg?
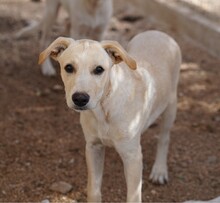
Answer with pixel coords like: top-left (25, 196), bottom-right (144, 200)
top-left (86, 143), bottom-right (105, 202)
top-left (115, 138), bottom-right (143, 202)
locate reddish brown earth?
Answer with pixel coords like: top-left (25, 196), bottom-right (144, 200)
top-left (0, 1), bottom-right (219, 202)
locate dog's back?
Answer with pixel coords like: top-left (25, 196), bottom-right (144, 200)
top-left (126, 31), bottom-right (181, 130)
top-left (128, 30), bottom-right (181, 90)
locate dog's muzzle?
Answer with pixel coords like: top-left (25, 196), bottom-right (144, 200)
top-left (72, 92), bottom-right (90, 110)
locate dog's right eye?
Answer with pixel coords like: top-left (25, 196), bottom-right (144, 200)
top-left (64, 64), bottom-right (75, 73)
top-left (93, 66), bottom-right (104, 75)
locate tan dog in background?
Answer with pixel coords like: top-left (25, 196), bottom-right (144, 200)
top-left (39, 30), bottom-right (181, 202)
top-left (16, 0), bottom-right (113, 76)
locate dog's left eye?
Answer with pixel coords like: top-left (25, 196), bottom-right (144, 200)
top-left (64, 64), bottom-right (75, 73)
top-left (93, 66), bottom-right (105, 75)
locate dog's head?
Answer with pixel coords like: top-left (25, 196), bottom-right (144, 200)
top-left (39, 37), bottom-right (136, 111)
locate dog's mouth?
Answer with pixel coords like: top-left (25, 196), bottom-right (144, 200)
top-left (73, 105), bottom-right (88, 111)
top-left (66, 100), bottom-right (90, 112)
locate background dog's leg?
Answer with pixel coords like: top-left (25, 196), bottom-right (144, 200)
top-left (40, 1), bottom-right (59, 48)
top-left (40, 0), bottom-right (60, 76)
top-left (150, 95), bottom-right (177, 184)
top-left (115, 139), bottom-right (142, 203)
top-left (86, 143), bottom-right (105, 202)
top-left (41, 58), bottom-right (56, 76)
top-left (15, 20), bottom-right (41, 39)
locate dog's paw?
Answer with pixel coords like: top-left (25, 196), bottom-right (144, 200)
top-left (41, 61), bottom-right (56, 76)
top-left (149, 163), bottom-right (168, 184)
top-left (42, 67), bottom-right (56, 76)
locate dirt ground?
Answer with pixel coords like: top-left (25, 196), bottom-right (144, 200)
top-left (0, 0), bottom-right (220, 202)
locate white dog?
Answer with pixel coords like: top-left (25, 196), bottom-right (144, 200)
top-left (39, 30), bottom-right (181, 202)
top-left (16, 0), bottom-right (113, 76)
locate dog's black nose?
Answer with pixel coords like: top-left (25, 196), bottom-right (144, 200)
top-left (72, 92), bottom-right (90, 107)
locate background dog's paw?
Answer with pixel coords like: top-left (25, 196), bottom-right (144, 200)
top-left (41, 60), bottom-right (56, 76)
top-left (149, 164), bottom-right (168, 184)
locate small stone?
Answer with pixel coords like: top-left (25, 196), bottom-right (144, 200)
top-left (36, 88), bottom-right (51, 97)
top-left (2, 190), bottom-right (6, 195)
top-left (25, 162), bottom-right (31, 167)
top-left (14, 139), bottom-right (20, 144)
top-left (183, 196), bottom-right (220, 203)
top-left (69, 158), bottom-right (75, 164)
top-left (44, 88), bottom-right (51, 95)
top-left (206, 155), bottom-right (217, 164)
top-left (60, 196), bottom-right (77, 202)
top-left (192, 122), bottom-right (199, 128)
top-left (53, 84), bottom-right (63, 91)
top-left (41, 200), bottom-right (50, 203)
top-left (50, 181), bottom-right (73, 194)
top-left (151, 189), bottom-right (157, 195)
top-left (36, 89), bottom-right (42, 96)
top-left (178, 92), bottom-right (184, 97)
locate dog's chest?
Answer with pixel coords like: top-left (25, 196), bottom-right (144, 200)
top-left (89, 108), bottom-right (124, 146)
top-left (96, 119), bottom-right (121, 147)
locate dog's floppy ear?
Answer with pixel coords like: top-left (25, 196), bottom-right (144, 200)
top-left (38, 37), bottom-right (75, 64)
top-left (101, 40), bottom-right (137, 70)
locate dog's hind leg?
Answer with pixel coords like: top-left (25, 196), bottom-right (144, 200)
top-left (149, 94), bottom-right (177, 184)
top-left (40, 0), bottom-right (60, 48)
top-left (40, 0), bottom-right (60, 76)
top-left (15, 20), bottom-right (41, 39)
